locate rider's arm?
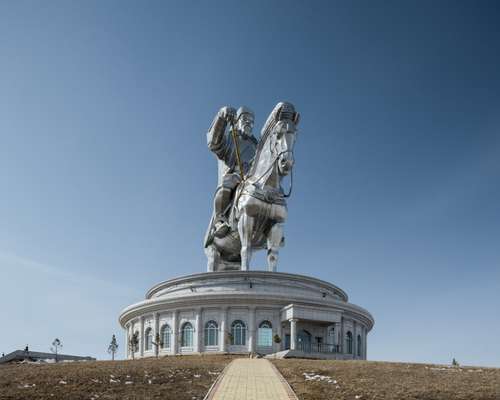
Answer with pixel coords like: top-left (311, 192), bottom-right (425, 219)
top-left (207, 106), bottom-right (235, 159)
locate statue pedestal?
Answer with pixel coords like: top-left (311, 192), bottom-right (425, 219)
top-left (119, 271), bottom-right (374, 360)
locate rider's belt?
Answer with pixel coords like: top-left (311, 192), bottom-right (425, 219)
top-left (247, 184), bottom-right (286, 206)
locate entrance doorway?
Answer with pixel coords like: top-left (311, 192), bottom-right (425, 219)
top-left (284, 334), bottom-right (290, 350)
top-left (297, 330), bottom-right (312, 352)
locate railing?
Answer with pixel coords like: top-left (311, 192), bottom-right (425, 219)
top-left (297, 342), bottom-right (340, 353)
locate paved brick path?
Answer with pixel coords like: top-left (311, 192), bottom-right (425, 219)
top-left (206, 358), bottom-right (297, 400)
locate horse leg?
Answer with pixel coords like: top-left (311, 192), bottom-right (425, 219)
top-left (267, 223), bottom-right (283, 272)
top-left (205, 245), bottom-right (219, 272)
top-left (238, 211), bottom-right (254, 271)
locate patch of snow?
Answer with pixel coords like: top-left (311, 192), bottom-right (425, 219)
top-left (18, 383), bottom-right (36, 389)
top-left (194, 374), bottom-right (201, 378)
top-left (91, 379), bottom-right (100, 383)
top-left (125, 381), bottom-right (133, 385)
top-left (109, 379), bottom-right (119, 383)
top-left (148, 379), bottom-right (152, 384)
top-left (303, 372), bottom-right (337, 384)
top-left (430, 367), bottom-right (462, 372)
top-left (59, 380), bottom-right (67, 385)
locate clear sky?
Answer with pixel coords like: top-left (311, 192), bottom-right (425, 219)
top-left (1, 1), bottom-right (499, 366)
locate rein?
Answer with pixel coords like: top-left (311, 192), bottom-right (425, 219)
top-left (245, 149), bottom-right (294, 198)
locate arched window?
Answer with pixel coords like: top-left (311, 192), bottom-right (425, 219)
top-left (231, 320), bottom-right (246, 346)
top-left (133, 331), bottom-right (140, 353)
top-left (181, 322), bottom-right (194, 347)
top-left (145, 327), bottom-right (153, 351)
top-left (346, 331), bottom-right (353, 354)
top-left (257, 321), bottom-right (273, 347)
top-left (357, 334), bottom-right (362, 356)
top-left (160, 324), bottom-right (171, 349)
top-left (328, 326), bottom-right (335, 339)
top-left (205, 320), bottom-right (219, 347)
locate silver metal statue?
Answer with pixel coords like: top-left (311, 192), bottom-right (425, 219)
top-left (204, 102), bottom-right (299, 272)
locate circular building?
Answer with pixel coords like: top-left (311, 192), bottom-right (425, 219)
top-left (119, 271), bottom-right (374, 360)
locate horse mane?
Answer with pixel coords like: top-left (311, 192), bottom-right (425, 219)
top-left (248, 104), bottom-right (281, 178)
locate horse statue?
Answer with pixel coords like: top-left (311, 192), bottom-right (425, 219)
top-left (204, 102), bottom-right (299, 272)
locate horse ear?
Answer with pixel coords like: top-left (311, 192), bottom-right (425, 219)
top-left (293, 112), bottom-right (300, 126)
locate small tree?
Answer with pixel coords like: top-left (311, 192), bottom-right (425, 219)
top-left (273, 334), bottom-right (282, 344)
top-left (108, 334), bottom-right (119, 361)
top-left (152, 332), bottom-right (163, 358)
top-left (452, 358), bottom-right (460, 367)
top-left (128, 332), bottom-right (139, 360)
top-left (51, 338), bottom-right (62, 362)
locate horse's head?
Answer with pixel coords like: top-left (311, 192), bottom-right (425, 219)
top-left (271, 104), bottom-right (299, 176)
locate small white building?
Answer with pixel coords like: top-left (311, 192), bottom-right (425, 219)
top-left (119, 271), bottom-right (374, 359)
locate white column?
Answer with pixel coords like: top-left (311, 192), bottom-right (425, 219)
top-left (364, 328), bottom-right (368, 359)
top-left (139, 316), bottom-right (145, 357)
top-left (154, 313), bottom-right (160, 357)
top-left (130, 321), bottom-right (136, 357)
top-left (172, 310), bottom-right (178, 354)
top-left (195, 308), bottom-right (202, 352)
top-left (353, 320), bottom-right (357, 359)
top-left (334, 322), bottom-right (340, 351)
top-left (125, 324), bottom-right (129, 359)
top-left (248, 307), bottom-right (256, 353)
top-left (340, 316), bottom-right (344, 354)
top-left (219, 308), bottom-right (228, 352)
top-left (289, 319), bottom-right (298, 350)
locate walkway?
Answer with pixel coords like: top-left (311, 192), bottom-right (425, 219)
top-left (205, 358), bottom-right (298, 400)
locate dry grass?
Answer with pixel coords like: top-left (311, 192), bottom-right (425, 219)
top-left (2, 355), bottom-right (499, 399)
top-left (273, 359), bottom-right (500, 400)
top-left (0, 354), bottom-right (235, 400)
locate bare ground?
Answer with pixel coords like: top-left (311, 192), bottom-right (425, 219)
top-left (273, 359), bottom-right (500, 400)
top-left (0, 355), bottom-right (235, 400)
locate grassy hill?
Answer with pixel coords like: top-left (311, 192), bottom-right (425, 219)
top-left (0, 355), bottom-right (233, 400)
top-left (273, 359), bottom-right (500, 400)
top-left (0, 355), bottom-right (499, 400)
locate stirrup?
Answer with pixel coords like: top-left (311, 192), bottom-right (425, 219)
top-left (214, 218), bottom-right (230, 238)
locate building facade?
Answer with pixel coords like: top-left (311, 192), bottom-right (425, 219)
top-left (119, 271), bottom-right (374, 360)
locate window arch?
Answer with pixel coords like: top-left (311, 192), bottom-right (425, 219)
top-left (346, 331), bottom-right (353, 354)
top-left (357, 334), bottom-right (362, 357)
top-left (181, 322), bottom-right (194, 347)
top-left (204, 320), bottom-right (218, 347)
top-left (160, 324), bottom-right (171, 349)
top-left (144, 327), bottom-right (153, 351)
top-left (257, 320), bottom-right (273, 347)
top-left (231, 320), bottom-right (246, 346)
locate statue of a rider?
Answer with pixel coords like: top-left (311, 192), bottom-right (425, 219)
top-left (205, 105), bottom-right (258, 246)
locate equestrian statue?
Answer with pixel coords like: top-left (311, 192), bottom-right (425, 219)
top-left (204, 102), bottom-right (300, 272)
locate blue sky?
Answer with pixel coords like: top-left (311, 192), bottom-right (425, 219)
top-left (1, 1), bottom-right (499, 366)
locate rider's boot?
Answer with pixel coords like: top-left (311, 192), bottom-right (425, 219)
top-left (214, 216), bottom-right (230, 238)
top-left (213, 186), bottom-right (232, 238)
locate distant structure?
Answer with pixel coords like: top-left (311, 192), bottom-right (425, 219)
top-left (0, 350), bottom-right (95, 364)
top-left (120, 102), bottom-right (374, 360)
